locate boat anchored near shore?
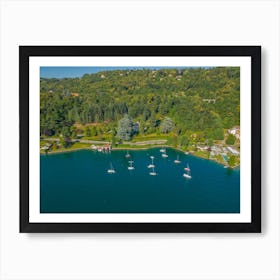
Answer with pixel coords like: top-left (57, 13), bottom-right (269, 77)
top-left (125, 151), bottom-right (131, 158)
top-left (149, 166), bottom-right (157, 176)
top-left (162, 151), bottom-right (168, 158)
top-left (147, 156), bottom-right (155, 168)
top-left (183, 163), bottom-right (192, 179)
top-left (174, 155), bottom-right (181, 164)
top-left (107, 163), bottom-right (116, 174)
top-left (128, 160), bottom-right (135, 170)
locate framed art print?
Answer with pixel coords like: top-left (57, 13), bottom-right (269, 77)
top-left (20, 46), bottom-right (261, 233)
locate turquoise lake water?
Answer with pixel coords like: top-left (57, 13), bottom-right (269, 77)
top-left (40, 148), bottom-right (240, 213)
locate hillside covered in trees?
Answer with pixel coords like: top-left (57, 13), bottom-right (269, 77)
top-left (40, 67), bottom-right (240, 146)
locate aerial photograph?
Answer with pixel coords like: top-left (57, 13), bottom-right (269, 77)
top-left (40, 66), bottom-right (240, 213)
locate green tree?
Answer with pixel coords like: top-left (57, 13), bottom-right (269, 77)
top-left (228, 155), bottom-right (236, 167)
top-left (160, 117), bottom-right (174, 134)
top-left (179, 135), bottom-right (189, 147)
top-left (208, 138), bottom-right (214, 147)
top-left (91, 126), bottom-right (98, 136)
top-left (226, 134), bottom-right (236, 145)
top-left (85, 126), bottom-right (92, 137)
top-left (71, 127), bottom-right (77, 138)
top-left (213, 128), bottom-right (224, 140)
top-left (111, 134), bottom-right (117, 147)
top-left (142, 106), bottom-right (151, 121)
top-left (59, 136), bottom-right (71, 148)
top-left (117, 114), bottom-right (133, 141)
top-left (171, 135), bottom-right (178, 147)
top-left (61, 126), bottom-right (72, 138)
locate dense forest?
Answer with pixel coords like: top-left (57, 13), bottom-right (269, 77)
top-left (40, 67), bottom-right (240, 144)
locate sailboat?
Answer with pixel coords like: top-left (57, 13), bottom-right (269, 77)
top-left (184, 163), bottom-right (190, 172)
top-left (128, 160), bottom-right (135, 170)
top-left (147, 156), bottom-right (155, 168)
top-left (149, 166), bottom-right (157, 176)
top-left (125, 151), bottom-right (131, 158)
top-left (174, 155), bottom-right (181, 164)
top-left (107, 163), bottom-right (116, 174)
top-left (162, 151), bottom-right (168, 158)
top-left (183, 163), bottom-right (192, 179)
top-left (160, 147), bottom-right (166, 153)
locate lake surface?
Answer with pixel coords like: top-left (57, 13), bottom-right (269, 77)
top-left (40, 148), bottom-right (240, 213)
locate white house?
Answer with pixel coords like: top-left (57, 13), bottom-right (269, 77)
top-left (228, 126), bottom-right (240, 139)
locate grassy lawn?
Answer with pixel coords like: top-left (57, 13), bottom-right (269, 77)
top-left (132, 134), bottom-right (168, 142)
top-left (70, 142), bottom-right (91, 149)
top-left (81, 133), bottom-right (169, 142)
top-left (192, 150), bottom-right (210, 159)
top-left (41, 142), bottom-right (91, 154)
top-left (114, 144), bottom-right (158, 149)
top-left (82, 135), bottom-right (111, 141)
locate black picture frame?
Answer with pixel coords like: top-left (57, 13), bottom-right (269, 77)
top-left (20, 46), bottom-right (261, 233)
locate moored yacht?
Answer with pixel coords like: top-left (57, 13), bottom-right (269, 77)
top-left (184, 163), bottom-right (190, 172)
top-left (162, 152), bottom-right (168, 158)
top-left (183, 173), bottom-right (192, 179)
top-left (149, 166), bottom-right (157, 176)
top-left (128, 160), bottom-right (135, 170)
top-left (125, 151), bottom-right (131, 158)
top-left (174, 155), bottom-right (181, 164)
top-left (183, 163), bottom-right (191, 179)
top-left (147, 156), bottom-right (155, 168)
top-left (107, 163), bottom-right (116, 174)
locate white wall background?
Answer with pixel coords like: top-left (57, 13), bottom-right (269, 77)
top-left (0, 0), bottom-right (279, 279)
